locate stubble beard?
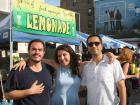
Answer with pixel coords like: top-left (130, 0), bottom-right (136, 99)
top-left (91, 50), bottom-right (102, 56)
top-left (29, 57), bottom-right (42, 64)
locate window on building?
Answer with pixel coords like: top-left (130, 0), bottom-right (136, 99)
top-left (88, 20), bottom-right (92, 28)
top-left (88, 8), bottom-right (92, 16)
top-left (88, 0), bottom-right (91, 4)
top-left (60, 1), bottom-right (64, 6)
top-left (73, 0), bottom-right (77, 6)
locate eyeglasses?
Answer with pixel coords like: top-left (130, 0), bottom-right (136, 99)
top-left (87, 42), bottom-right (101, 47)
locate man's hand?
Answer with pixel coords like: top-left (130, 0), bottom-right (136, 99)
top-left (29, 80), bottom-right (45, 95)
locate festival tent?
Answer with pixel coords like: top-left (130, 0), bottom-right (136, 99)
top-left (99, 34), bottom-right (136, 49)
top-left (77, 32), bottom-right (135, 49)
top-left (12, 31), bottom-right (81, 45)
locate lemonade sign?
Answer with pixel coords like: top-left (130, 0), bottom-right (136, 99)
top-left (12, 0), bottom-right (76, 38)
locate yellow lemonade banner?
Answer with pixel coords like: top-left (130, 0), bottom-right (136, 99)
top-left (12, 0), bottom-right (76, 38)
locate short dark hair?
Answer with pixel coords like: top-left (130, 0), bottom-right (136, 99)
top-left (86, 34), bottom-right (103, 44)
top-left (28, 39), bottom-right (46, 51)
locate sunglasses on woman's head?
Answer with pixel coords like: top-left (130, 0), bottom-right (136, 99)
top-left (87, 42), bottom-right (101, 47)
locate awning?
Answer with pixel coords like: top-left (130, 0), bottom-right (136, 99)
top-left (77, 32), bottom-right (136, 49)
top-left (99, 34), bottom-right (136, 49)
top-left (12, 31), bottom-right (80, 45)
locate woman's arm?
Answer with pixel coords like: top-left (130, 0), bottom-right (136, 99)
top-left (13, 60), bottom-right (27, 70)
top-left (105, 52), bottom-right (117, 64)
top-left (42, 59), bottom-right (59, 69)
top-left (123, 63), bottom-right (139, 79)
top-left (13, 59), bottom-right (59, 70)
top-left (79, 52), bottom-right (116, 73)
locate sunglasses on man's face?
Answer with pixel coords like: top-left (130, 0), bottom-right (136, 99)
top-left (87, 42), bottom-right (101, 47)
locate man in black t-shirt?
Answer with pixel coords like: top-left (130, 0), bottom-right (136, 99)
top-left (4, 39), bottom-right (53, 105)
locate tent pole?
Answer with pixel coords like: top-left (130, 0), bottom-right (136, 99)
top-left (76, 12), bottom-right (83, 54)
top-left (10, 0), bottom-right (13, 70)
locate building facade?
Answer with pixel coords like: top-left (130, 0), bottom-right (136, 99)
top-left (60, 0), bottom-right (140, 43)
top-left (0, 0), bottom-right (10, 23)
top-left (60, 0), bottom-right (95, 35)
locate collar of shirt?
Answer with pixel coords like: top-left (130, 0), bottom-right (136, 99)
top-left (90, 55), bottom-right (109, 65)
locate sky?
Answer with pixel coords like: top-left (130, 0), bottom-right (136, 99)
top-left (42, 0), bottom-right (99, 6)
top-left (42, 0), bottom-right (60, 6)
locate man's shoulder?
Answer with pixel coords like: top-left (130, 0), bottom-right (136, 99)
top-left (10, 66), bottom-right (30, 74)
top-left (10, 68), bottom-right (20, 74)
top-left (42, 63), bottom-right (55, 74)
top-left (104, 55), bottom-right (120, 64)
top-left (42, 63), bottom-right (54, 70)
top-left (84, 61), bottom-right (92, 66)
top-left (113, 59), bottom-right (121, 64)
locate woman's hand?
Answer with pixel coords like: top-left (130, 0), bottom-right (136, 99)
top-left (135, 73), bottom-right (140, 79)
top-left (13, 60), bottom-right (26, 71)
top-left (106, 52), bottom-right (117, 64)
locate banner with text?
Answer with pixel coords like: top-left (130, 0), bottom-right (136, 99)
top-left (12, 0), bottom-right (76, 38)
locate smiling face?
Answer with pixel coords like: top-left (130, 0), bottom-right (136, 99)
top-left (54, 45), bottom-right (79, 75)
top-left (57, 50), bottom-right (71, 67)
top-left (28, 42), bottom-right (45, 63)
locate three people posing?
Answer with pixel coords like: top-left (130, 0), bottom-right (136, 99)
top-left (5, 35), bottom-right (126, 105)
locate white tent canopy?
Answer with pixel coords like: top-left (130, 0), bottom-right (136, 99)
top-left (99, 34), bottom-right (136, 49)
top-left (77, 32), bottom-right (136, 49)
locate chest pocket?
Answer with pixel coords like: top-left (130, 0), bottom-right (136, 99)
top-left (99, 64), bottom-right (114, 83)
top-left (85, 68), bottom-right (96, 83)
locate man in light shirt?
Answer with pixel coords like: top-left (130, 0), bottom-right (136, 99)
top-left (81, 35), bottom-right (126, 105)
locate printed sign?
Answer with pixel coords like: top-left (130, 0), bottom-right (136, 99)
top-left (12, 0), bottom-right (76, 38)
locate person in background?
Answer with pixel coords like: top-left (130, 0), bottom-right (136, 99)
top-left (104, 10), bottom-right (110, 33)
top-left (4, 39), bottom-right (53, 105)
top-left (115, 9), bottom-right (122, 32)
top-left (135, 43), bottom-right (140, 66)
top-left (108, 8), bottom-right (116, 31)
top-left (118, 47), bottom-right (139, 105)
top-left (81, 35), bottom-right (126, 105)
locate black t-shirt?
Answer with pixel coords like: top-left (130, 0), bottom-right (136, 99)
top-left (5, 63), bottom-right (53, 105)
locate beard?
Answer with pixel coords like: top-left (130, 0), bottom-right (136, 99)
top-left (91, 50), bottom-right (102, 56)
top-left (29, 56), bottom-right (42, 63)
top-left (31, 59), bottom-right (41, 63)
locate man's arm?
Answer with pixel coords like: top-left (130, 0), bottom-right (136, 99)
top-left (117, 79), bottom-right (126, 105)
top-left (5, 89), bottom-right (32, 100)
top-left (5, 80), bottom-right (44, 100)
